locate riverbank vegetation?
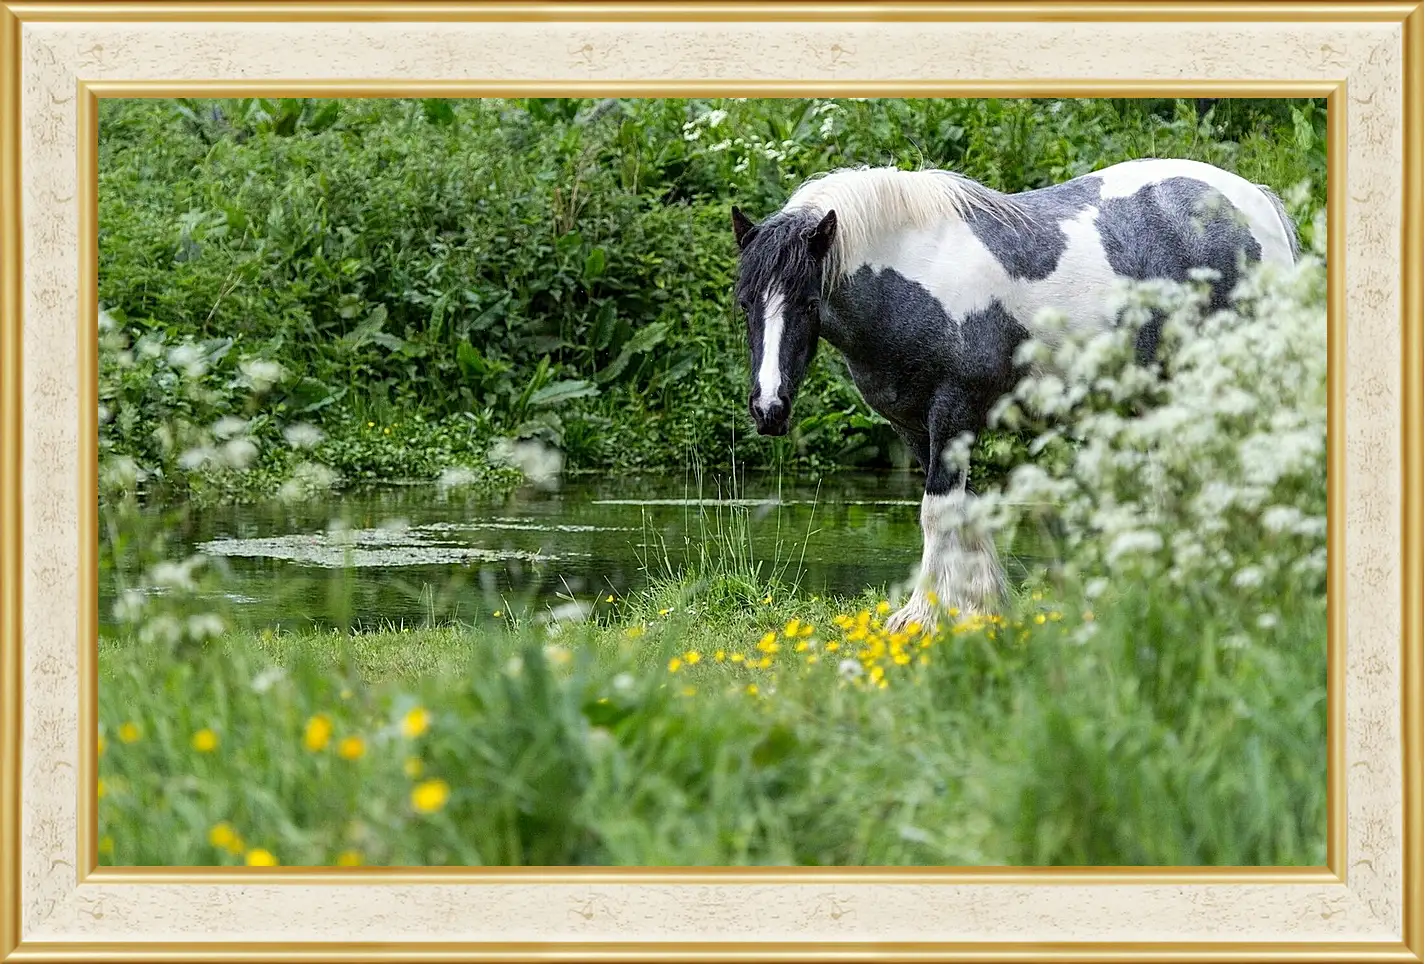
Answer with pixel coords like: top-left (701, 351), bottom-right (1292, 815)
top-left (99, 96), bottom-right (1326, 502)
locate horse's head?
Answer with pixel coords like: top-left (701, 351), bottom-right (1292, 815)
top-left (730, 205), bottom-right (838, 437)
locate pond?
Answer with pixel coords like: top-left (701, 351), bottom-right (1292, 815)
top-left (101, 469), bottom-right (977, 635)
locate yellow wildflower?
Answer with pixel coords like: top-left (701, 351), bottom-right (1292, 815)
top-left (659, 608), bottom-right (673, 617)
top-left (605, 594), bottom-right (615, 603)
top-left (625, 625), bottom-right (645, 639)
top-left (336, 850), bottom-right (364, 867)
top-left (401, 707), bottom-right (431, 739)
top-left (800, 623), bottom-right (815, 637)
top-left (714, 650), bottom-right (726, 662)
top-left (876, 601), bottom-right (890, 615)
top-left (98, 836), bottom-right (114, 856)
top-left (493, 610), bottom-right (503, 618)
top-left (1050, 611), bottom-right (1063, 621)
top-left (746, 684), bottom-right (759, 696)
top-left (826, 642), bottom-right (840, 653)
top-left (756, 656), bottom-right (773, 670)
top-left (762, 594), bottom-right (772, 605)
top-left (667, 657), bottom-right (683, 673)
top-left (784, 618), bottom-right (802, 637)
top-left (303, 714), bottom-right (333, 752)
top-left (383, 427), bottom-right (391, 435)
top-left (680, 686), bottom-right (697, 697)
top-left (730, 653), bottom-right (745, 663)
top-left (927, 591), bottom-right (939, 606)
top-left (245, 848), bottom-right (278, 867)
top-left (208, 822), bottom-right (238, 850)
top-left (96, 778), bottom-right (106, 799)
top-left (367, 421), bottom-right (375, 428)
top-left (411, 778), bottom-right (451, 814)
top-left (683, 650), bottom-right (701, 665)
top-left (1034, 613), bottom-right (1047, 625)
top-left (403, 756), bottom-right (424, 779)
top-left (191, 728), bottom-right (218, 753)
top-left (794, 641), bottom-right (809, 653)
top-left (118, 722), bottom-right (141, 744)
top-left (337, 736), bottom-right (366, 760)
top-left (98, 734), bottom-right (106, 755)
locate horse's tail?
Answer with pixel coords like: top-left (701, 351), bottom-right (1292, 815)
top-left (1257, 183), bottom-right (1300, 263)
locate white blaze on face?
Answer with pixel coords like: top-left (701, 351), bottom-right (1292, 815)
top-left (755, 287), bottom-right (785, 410)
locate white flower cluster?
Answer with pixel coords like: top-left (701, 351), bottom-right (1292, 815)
top-left (977, 226), bottom-right (1327, 611)
top-left (684, 100), bottom-right (844, 176)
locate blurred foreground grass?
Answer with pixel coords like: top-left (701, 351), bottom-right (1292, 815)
top-left (99, 575), bottom-right (1326, 868)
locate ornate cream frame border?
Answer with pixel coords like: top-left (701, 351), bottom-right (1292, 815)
top-left (0, 3), bottom-right (1419, 961)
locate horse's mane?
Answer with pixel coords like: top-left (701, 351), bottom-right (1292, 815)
top-left (781, 165), bottom-right (1031, 283)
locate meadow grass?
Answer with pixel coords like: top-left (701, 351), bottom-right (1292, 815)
top-left (98, 568), bottom-right (1326, 868)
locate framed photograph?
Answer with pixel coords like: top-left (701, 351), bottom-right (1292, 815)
top-left (1, 1), bottom-right (1419, 960)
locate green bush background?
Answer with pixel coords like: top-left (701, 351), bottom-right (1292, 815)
top-left (98, 96), bottom-right (1327, 497)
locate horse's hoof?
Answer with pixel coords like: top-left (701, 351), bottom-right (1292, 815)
top-left (885, 597), bottom-right (934, 635)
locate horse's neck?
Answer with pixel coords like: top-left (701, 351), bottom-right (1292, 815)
top-left (819, 223), bottom-right (952, 358)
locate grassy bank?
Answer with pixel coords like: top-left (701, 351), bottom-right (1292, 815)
top-left (98, 96), bottom-right (1327, 503)
top-left (98, 573), bottom-right (1326, 867)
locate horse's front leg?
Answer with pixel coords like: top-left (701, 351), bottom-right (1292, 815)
top-left (886, 400), bottom-right (1009, 634)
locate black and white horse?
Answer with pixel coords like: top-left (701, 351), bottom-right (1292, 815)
top-left (730, 159), bottom-right (1298, 631)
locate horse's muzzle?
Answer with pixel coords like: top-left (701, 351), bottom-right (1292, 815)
top-left (750, 395), bottom-right (791, 436)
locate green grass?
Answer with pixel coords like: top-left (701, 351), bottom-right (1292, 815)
top-left (97, 571), bottom-right (1327, 868)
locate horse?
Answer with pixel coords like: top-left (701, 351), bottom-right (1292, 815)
top-left (729, 158), bottom-right (1299, 632)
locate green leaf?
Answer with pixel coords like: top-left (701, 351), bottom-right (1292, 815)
top-left (583, 247), bottom-right (607, 281)
top-left (528, 379), bottom-right (600, 410)
top-left (422, 99), bottom-right (457, 127)
top-left (590, 302), bottom-right (618, 351)
top-left (595, 321), bottom-right (668, 385)
top-left (286, 376), bottom-right (344, 414)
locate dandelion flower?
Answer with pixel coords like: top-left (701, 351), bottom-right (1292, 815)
top-left (1034, 613), bottom-right (1047, 625)
top-left (667, 657), bottom-right (683, 673)
top-left (876, 602), bottom-right (890, 616)
top-left (336, 850), bottom-right (363, 867)
top-left (337, 736), bottom-right (366, 760)
top-left (411, 779), bottom-right (451, 814)
top-left (118, 722), bottom-right (141, 744)
top-left (683, 651), bottom-right (701, 665)
top-left (493, 610), bottom-right (503, 618)
top-left (659, 608), bottom-right (673, 617)
top-left (96, 778), bottom-right (106, 799)
top-left (746, 684), bottom-right (759, 696)
top-left (730, 653), bottom-right (745, 663)
top-left (784, 618), bottom-right (802, 637)
top-left (401, 708), bottom-right (431, 739)
top-left (303, 714), bottom-right (333, 752)
top-left (209, 822), bottom-right (238, 850)
top-left (191, 728), bottom-right (218, 753)
top-left (606, 594), bottom-right (615, 603)
top-left (714, 650), bottom-right (726, 662)
top-left (245, 848), bottom-right (278, 867)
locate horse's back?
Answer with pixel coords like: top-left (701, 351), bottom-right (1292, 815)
top-left (1084, 158), bottom-right (1297, 269)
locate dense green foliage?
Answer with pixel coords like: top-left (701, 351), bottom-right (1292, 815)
top-left (99, 96), bottom-right (1326, 498)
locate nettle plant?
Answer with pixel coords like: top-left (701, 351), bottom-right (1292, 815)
top-left (973, 201), bottom-right (1327, 632)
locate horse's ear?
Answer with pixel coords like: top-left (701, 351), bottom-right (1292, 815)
top-left (731, 206), bottom-right (760, 250)
top-left (806, 209), bottom-right (838, 262)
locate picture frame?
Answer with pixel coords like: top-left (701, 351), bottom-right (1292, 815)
top-left (0, 1), bottom-right (1419, 960)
